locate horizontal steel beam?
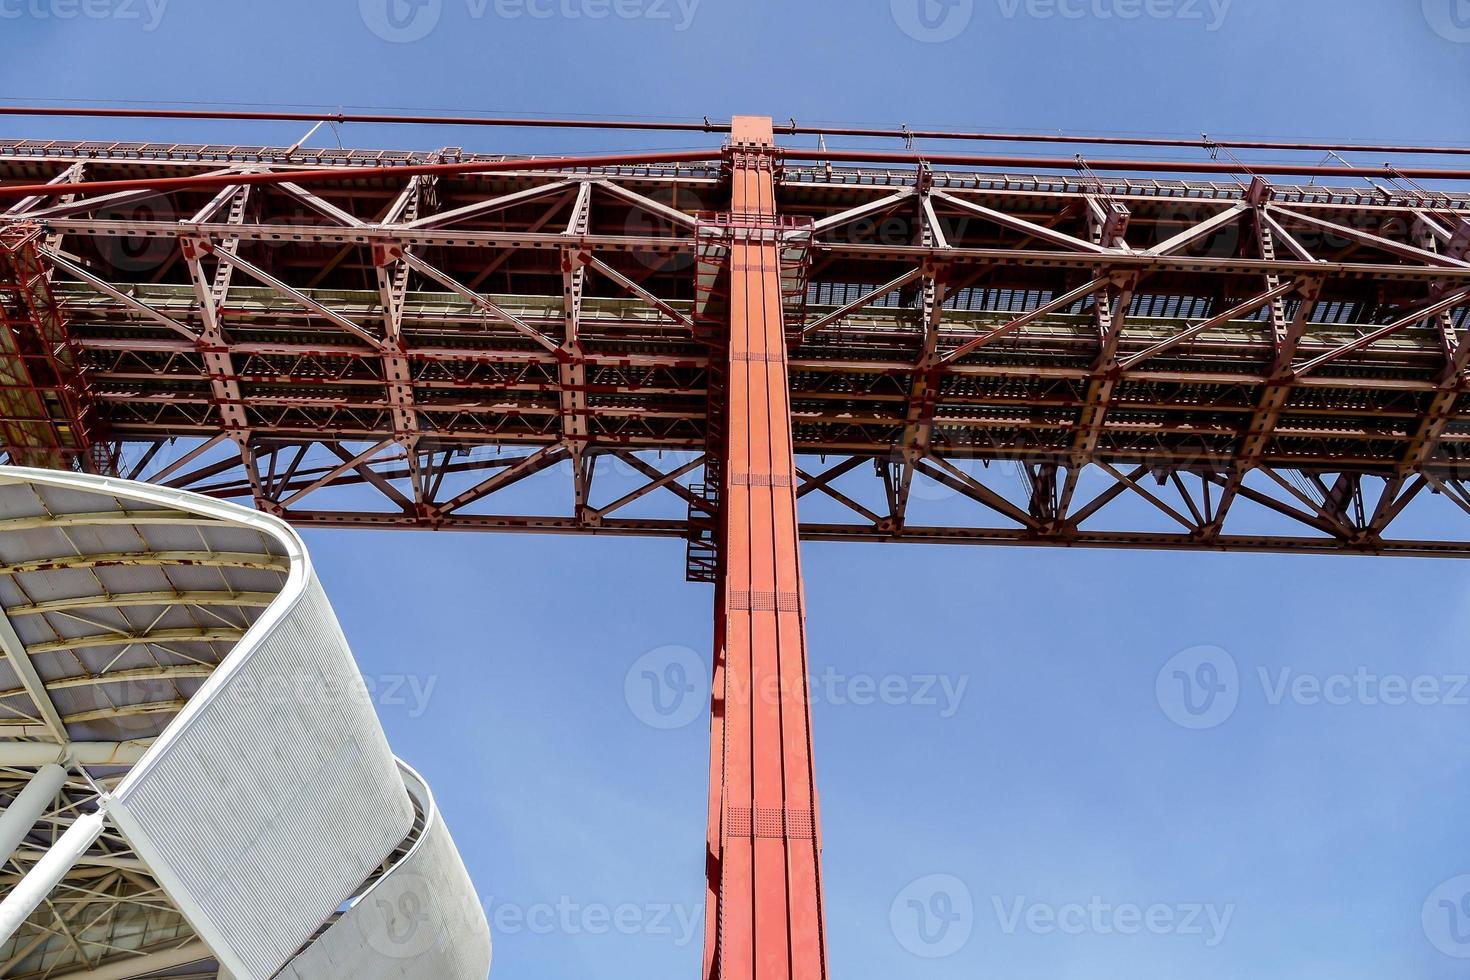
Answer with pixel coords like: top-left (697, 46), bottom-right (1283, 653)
top-left (264, 511), bottom-right (1470, 557)
top-left (0, 740), bottom-right (153, 767)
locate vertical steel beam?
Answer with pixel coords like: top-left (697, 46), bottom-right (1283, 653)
top-left (181, 192), bottom-right (262, 508)
top-left (704, 116), bottom-right (828, 980)
top-left (374, 176), bottom-right (429, 508)
top-left (562, 181), bottom-right (593, 523)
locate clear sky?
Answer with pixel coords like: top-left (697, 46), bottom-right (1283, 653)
top-left (3, 2), bottom-right (1470, 977)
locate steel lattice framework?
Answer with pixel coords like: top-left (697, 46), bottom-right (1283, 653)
top-left (2, 129), bottom-right (1470, 555)
top-left (4, 111), bottom-right (1470, 979)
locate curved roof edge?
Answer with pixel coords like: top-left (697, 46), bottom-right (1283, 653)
top-left (0, 468), bottom-right (490, 980)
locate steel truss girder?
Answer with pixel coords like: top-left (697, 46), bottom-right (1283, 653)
top-left (2, 142), bottom-right (1469, 559)
top-left (101, 438), bottom-right (1470, 555)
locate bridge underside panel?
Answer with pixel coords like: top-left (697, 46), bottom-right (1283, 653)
top-left (0, 470), bottom-right (489, 980)
top-left (0, 138), bottom-right (1469, 559)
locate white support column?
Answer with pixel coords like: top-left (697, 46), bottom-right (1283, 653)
top-left (0, 763), bottom-right (66, 862)
top-left (0, 809), bottom-right (106, 947)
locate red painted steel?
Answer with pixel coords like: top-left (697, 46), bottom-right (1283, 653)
top-left (5, 132), bottom-right (1467, 554)
top-left (0, 148), bottom-right (721, 201)
top-left (704, 116), bottom-right (827, 980)
top-left (0, 226), bottom-right (110, 472)
top-left (5, 144), bottom-right (1470, 208)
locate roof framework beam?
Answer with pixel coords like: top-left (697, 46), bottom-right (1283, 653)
top-left (0, 607), bottom-right (67, 743)
top-left (0, 741), bottom-right (152, 767)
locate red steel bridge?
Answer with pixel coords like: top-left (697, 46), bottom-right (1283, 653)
top-left (3, 107), bottom-right (1470, 979)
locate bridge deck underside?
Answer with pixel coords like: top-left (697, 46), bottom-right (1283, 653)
top-left (3, 140), bottom-right (1470, 556)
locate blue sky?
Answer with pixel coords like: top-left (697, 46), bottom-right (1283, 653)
top-left (3, 1), bottom-right (1470, 976)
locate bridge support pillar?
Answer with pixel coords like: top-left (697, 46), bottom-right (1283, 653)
top-left (703, 116), bottom-right (828, 980)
